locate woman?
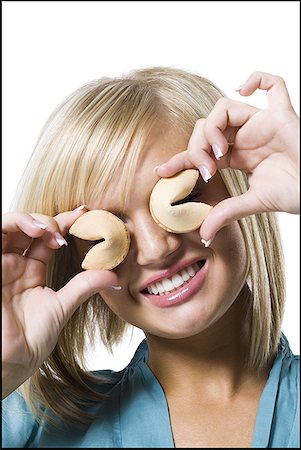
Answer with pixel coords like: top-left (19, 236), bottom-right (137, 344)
top-left (2, 67), bottom-right (299, 448)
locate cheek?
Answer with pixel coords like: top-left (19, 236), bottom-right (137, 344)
top-left (99, 280), bottom-right (136, 324)
top-left (212, 221), bottom-right (249, 294)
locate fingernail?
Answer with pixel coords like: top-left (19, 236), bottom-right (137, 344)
top-left (198, 165), bottom-right (212, 183)
top-left (33, 220), bottom-right (47, 230)
top-left (153, 166), bottom-right (160, 174)
top-left (212, 144), bottom-right (223, 160)
top-left (54, 232), bottom-right (68, 246)
top-left (73, 204), bottom-right (89, 211)
top-left (235, 84), bottom-right (245, 92)
top-left (110, 285), bottom-right (122, 291)
top-left (201, 238), bottom-right (212, 248)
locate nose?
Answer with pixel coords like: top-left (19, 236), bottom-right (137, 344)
top-left (131, 214), bottom-right (181, 266)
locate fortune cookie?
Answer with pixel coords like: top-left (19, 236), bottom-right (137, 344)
top-left (69, 210), bottom-right (130, 270)
top-left (149, 169), bottom-right (212, 233)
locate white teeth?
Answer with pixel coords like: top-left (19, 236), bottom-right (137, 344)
top-left (171, 273), bottom-right (184, 288)
top-left (151, 283), bottom-right (158, 294)
top-left (162, 278), bottom-right (174, 292)
top-left (187, 265), bottom-right (196, 277)
top-left (180, 269), bottom-right (190, 281)
top-left (145, 263), bottom-right (203, 295)
top-left (156, 281), bottom-right (165, 294)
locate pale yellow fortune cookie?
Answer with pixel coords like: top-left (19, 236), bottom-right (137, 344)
top-left (69, 210), bottom-right (130, 271)
top-left (149, 169), bottom-right (212, 233)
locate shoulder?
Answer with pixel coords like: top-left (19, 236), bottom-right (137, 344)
top-left (1, 340), bottom-right (149, 448)
top-left (278, 334), bottom-right (299, 384)
top-left (272, 334), bottom-right (300, 447)
top-left (2, 389), bottom-right (38, 448)
top-left (88, 339), bottom-right (149, 395)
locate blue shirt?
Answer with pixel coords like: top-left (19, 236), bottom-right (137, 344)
top-left (2, 334), bottom-right (300, 448)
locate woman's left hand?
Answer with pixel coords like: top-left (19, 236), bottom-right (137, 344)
top-left (155, 71), bottom-right (299, 244)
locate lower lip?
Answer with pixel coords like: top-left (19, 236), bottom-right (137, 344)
top-left (141, 260), bottom-right (208, 308)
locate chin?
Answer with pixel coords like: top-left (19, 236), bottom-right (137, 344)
top-left (146, 303), bottom-right (222, 340)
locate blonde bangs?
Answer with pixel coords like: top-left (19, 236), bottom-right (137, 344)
top-left (13, 80), bottom-right (160, 216)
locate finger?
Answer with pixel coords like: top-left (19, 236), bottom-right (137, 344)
top-left (25, 213), bottom-right (69, 257)
top-left (53, 205), bottom-right (90, 235)
top-left (155, 100), bottom-right (256, 177)
top-left (154, 151), bottom-right (196, 177)
top-left (29, 208), bottom-right (86, 250)
top-left (200, 99), bottom-right (258, 160)
top-left (25, 206), bottom-right (89, 264)
top-left (237, 71), bottom-right (293, 110)
top-left (199, 189), bottom-right (264, 243)
top-left (23, 234), bottom-right (65, 265)
top-left (155, 120), bottom-right (220, 182)
top-left (55, 270), bottom-right (120, 322)
top-left (2, 212), bottom-right (48, 254)
top-left (186, 118), bottom-right (218, 181)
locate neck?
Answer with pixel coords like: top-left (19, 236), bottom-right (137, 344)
top-left (146, 285), bottom-right (265, 399)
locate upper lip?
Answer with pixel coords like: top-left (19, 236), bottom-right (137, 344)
top-left (139, 256), bottom-right (207, 292)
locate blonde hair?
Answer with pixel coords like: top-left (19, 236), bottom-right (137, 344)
top-left (12, 66), bottom-right (285, 425)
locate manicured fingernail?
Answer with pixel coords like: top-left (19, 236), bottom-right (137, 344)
top-left (235, 84), bottom-right (245, 92)
top-left (201, 238), bottom-right (212, 248)
top-left (212, 144), bottom-right (223, 160)
top-left (54, 232), bottom-right (68, 246)
top-left (153, 166), bottom-right (160, 174)
top-left (198, 165), bottom-right (212, 183)
top-left (73, 204), bottom-right (89, 211)
top-left (110, 285), bottom-right (122, 291)
top-left (33, 220), bottom-right (47, 230)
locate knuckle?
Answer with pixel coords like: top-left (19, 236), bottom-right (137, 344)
top-left (251, 70), bottom-right (263, 78)
top-left (203, 117), bottom-right (213, 133)
top-left (186, 146), bottom-right (198, 161)
top-left (275, 75), bottom-right (285, 85)
top-left (194, 118), bottom-right (205, 131)
top-left (252, 71), bottom-right (285, 85)
top-left (4, 211), bottom-right (22, 221)
top-left (31, 214), bottom-right (58, 232)
top-left (215, 97), bottom-right (228, 108)
top-left (54, 293), bottom-right (68, 324)
top-left (212, 98), bottom-right (229, 117)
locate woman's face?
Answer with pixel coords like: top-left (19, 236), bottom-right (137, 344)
top-left (78, 127), bottom-right (249, 339)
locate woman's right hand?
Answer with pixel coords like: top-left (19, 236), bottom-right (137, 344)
top-left (2, 208), bottom-right (119, 399)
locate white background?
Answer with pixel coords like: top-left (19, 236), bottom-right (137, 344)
top-left (2, 1), bottom-right (300, 370)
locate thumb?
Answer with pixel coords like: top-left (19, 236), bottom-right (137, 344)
top-left (55, 270), bottom-right (120, 322)
top-left (200, 190), bottom-right (263, 245)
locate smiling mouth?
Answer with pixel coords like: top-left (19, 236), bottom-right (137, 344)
top-left (141, 260), bottom-right (206, 296)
